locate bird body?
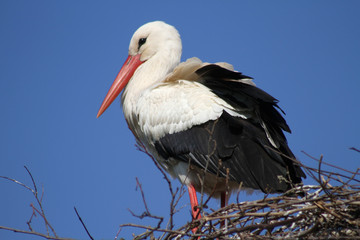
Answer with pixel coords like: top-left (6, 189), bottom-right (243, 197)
top-left (122, 57), bottom-right (266, 196)
top-left (97, 21), bottom-right (305, 217)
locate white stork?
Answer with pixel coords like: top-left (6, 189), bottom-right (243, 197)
top-left (97, 21), bottom-right (305, 223)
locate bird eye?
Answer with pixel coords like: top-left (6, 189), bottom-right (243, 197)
top-left (138, 38), bottom-right (147, 49)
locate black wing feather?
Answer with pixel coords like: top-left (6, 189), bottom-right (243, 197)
top-left (155, 65), bottom-right (305, 193)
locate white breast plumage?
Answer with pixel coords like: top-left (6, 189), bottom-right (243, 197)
top-left (135, 80), bottom-right (247, 141)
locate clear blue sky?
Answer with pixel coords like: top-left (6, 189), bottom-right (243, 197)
top-left (1, 1), bottom-right (359, 239)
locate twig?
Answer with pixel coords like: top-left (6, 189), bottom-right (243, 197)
top-left (301, 151), bottom-right (360, 176)
top-left (0, 226), bottom-right (74, 240)
top-left (1, 166), bottom-right (60, 239)
top-left (74, 207), bottom-right (94, 240)
top-left (24, 166), bottom-right (57, 237)
top-left (0, 175), bottom-right (34, 193)
top-left (349, 147), bottom-right (360, 153)
top-left (126, 176), bottom-right (164, 239)
top-left (114, 227), bottom-right (122, 240)
top-left (134, 141), bottom-right (186, 237)
top-left (135, 177), bottom-right (151, 214)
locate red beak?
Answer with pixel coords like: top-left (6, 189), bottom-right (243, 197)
top-left (97, 54), bottom-right (143, 118)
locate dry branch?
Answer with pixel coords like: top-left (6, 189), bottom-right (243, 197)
top-left (0, 166), bottom-right (74, 240)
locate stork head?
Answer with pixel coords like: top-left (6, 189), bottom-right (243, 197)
top-left (97, 21), bottom-right (182, 118)
top-left (129, 21), bottom-right (181, 62)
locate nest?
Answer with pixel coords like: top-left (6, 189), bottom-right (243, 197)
top-left (119, 151), bottom-right (360, 240)
top-left (193, 184), bottom-right (360, 239)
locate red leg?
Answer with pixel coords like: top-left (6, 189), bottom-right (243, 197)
top-left (220, 191), bottom-right (229, 208)
top-left (220, 191), bottom-right (229, 228)
top-left (187, 185), bottom-right (201, 233)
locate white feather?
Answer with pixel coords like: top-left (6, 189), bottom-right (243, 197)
top-left (136, 80), bottom-right (247, 141)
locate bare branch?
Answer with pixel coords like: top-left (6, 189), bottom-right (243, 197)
top-left (0, 175), bottom-right (34, 193)
top-left (0, 166), bottom-right (62, 239)
top-left (349, 147), bottom-right (360, 153)
top-left (0, 226), bottom-right (74, 240)
top-left (74, 207), bottom-right (94, 240)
